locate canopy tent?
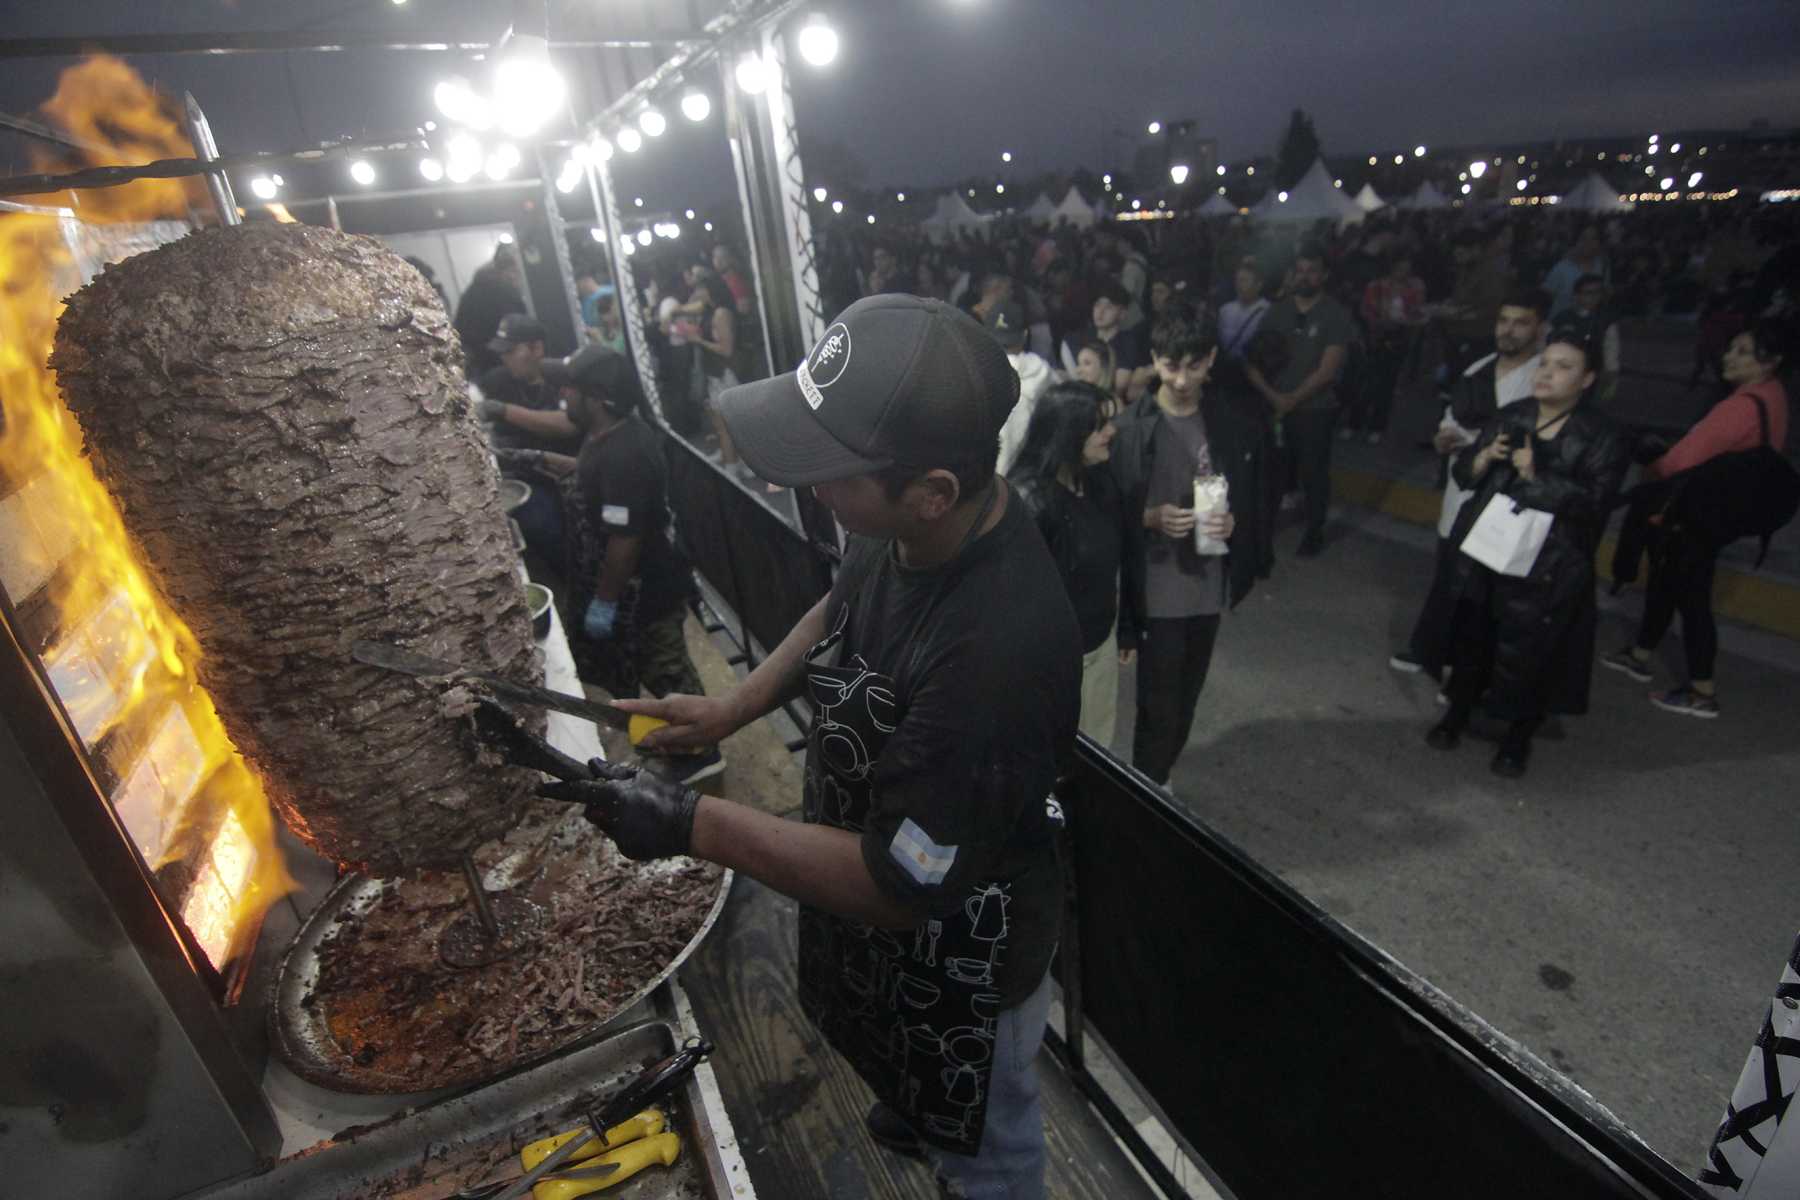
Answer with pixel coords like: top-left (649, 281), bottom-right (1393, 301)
top-left (1050, 186), bottom-right (1097, 228)
top-left (1198, 192), bottom-right (1238, 217)
top-left (921, 191), bottom-right (993, 240)
top-left (1399, 181), bottom-right (1451, 210)
top-left (1353, 182), bottom-right (1386, 212)
top-left (1559, 172), bottom-right (1634, 212)
top-left (1250, 159), bottom-right (1360, 223)
top-left (1023, 193), bottom-right (1057, 221)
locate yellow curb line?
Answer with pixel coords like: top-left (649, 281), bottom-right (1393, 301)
top-left (1332, 467), bottom-right (1800, 642)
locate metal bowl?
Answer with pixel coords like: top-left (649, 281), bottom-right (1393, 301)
top-left (524, 582), bottom-right (553, 640)
top-left (498, 478), bottom-right (531, 512)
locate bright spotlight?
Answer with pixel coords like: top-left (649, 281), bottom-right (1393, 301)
top-left (445, 158), bottom-right (476, 183)
top-left (735, 53), bottom-right (768, 94)
top-left (590, 136), bottom-right (613, 162)
top-left (589, 227), bottom-right (604, 242)
top-left (1660, 177), bottom-right (1674, 191)
top-left (493, 142), bottom-right (521, 171)
top-left (681, 91), bottom-right (711, 122)
top-left (493, 36), bottom-right (565, 137)
top-left (1169, 164), bottom-right (1190, 185)
top-left (1688, 171), bottom-right (1703, 188)
top-left (813, 186), bottom-right (828, 202)
top-left (995, 183), bottom-right (1005, 194)
top-left (1147, 121), bottom-right (1162, 135)
top-left (616, 127), bottom-right (642, 154)
top-left (418, 157), bottom-right (444, 182)
top-left (896, 191), bottom-right (906, 202)
top-left (639, 108), bottom-right (667, 137)
top-left (1002, 151), bottom-right (1012, 163)
top-left (483, 154), bottom-right (510, 182)
top-left (1413, 144), bottom-right (1426, 157)
top-left (249, 176), bottom-right (278, 200)
top-left (1469, 160), bottom-right (1487, 179)
top-left (797, 18), bottom-right (840, 67)
top-left (867, 214), bottom-right (876, 224)
top-left (1516, 179), bottom-right (1527, 191)
top-left (349, 160), bottom-right (376, 186)
top-left (634, 197), bottom-right (644, 207)
top-left (704, 221), bottom-right (714, 232)
top-left (685, 208), bottom-right (696, 220)
top-left (433, 77), bottom-right (492, 130)
top-left (831, 199), bottom-right (844, 213)
top-left (637, 229), bottom-right (653, 246)
top-left (556, 161), bottom-right (580, 193)
top-left (1278, 190), bottom-right (1289, 202)
top-left (1216, 164), bottom-right (1226, 176)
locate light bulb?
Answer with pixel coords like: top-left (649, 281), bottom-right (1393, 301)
top-left (349, 160), bottom-right (376, 186)
top-left (735, 54), bottom-right (768, 94)
top-left (419, 157), bottom-right (444, 182)
top-left (249, 176), bottom-right (277, 200)
top-left (616, 128), bottom-right (642, 154)
top-left (639, 108), bottom-right (667, 138)
top-left (797, 19), bottom-right (839, 67)
top-left (1169, 164), bottom-right (1190, 185)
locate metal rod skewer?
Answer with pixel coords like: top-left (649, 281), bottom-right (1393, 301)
top-left (180, 92), bottom-right (239, 227)
top-left (460, 852), bottom-right (500, 940)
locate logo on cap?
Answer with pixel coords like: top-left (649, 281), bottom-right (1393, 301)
top-left (797, 322), bottom-right (852, 411)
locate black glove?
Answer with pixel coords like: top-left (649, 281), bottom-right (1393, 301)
top-left (537, 759), bottom-right (699, 861)
top-left (477, 399), bottom-right (509, 423)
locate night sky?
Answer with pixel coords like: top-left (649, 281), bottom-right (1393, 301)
top-left (4, 0), bottom-right (1798, 210)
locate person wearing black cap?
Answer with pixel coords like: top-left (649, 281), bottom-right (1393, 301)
top-left (476, 314), bottom-right (581, 566)
top-left (523, 346), bottom-right (721, 783)
top-left (453, 245), bottom-right (527, 376)
top-left (539, 295), bottom-right (1082, 1197)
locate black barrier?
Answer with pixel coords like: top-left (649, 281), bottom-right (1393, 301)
top-left (662, 433), bottom-right (835, 665)
top-left (1057, 745), bottom-right (1704, 1200)
top-left (656, 432), bottom-right (1705, 1200)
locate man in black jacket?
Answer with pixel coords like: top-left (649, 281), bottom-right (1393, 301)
top-left (1110, 316), bottom-right (1262, 792)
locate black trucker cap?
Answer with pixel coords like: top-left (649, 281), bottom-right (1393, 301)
top-left (984, 301), bottom-right (1027, 351)
top-left (487, 313), bottom-right (547, 353)
top-left (542, 344), bottom-right (641, 414)
top-left (715, 294), bottom-right (1020, 487)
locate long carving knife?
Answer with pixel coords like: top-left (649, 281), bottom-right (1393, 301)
top-left (350, 640), bottom-right (668, 744)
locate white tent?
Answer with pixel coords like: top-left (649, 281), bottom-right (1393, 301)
top-left (1051, 186), bottom-right (1097, 228)
top-left (1353, 182), bottom-right (1385, 212)
top-left (1198, 192), bottom-right (1238, 217)
top-left (1399, 181), bottom-right (1451, 210)
top-left (1559, 172), bottom-right (1634, 212)
top-left (1250, 159), bottom-right (1361, 223)
top-left (921, 191), bottom-right (992, 240)
top-left (1023, 193), bottom-right (1057, 221)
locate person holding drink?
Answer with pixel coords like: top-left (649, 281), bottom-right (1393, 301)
top-left (1110, 315), bottom-right (1264, 794)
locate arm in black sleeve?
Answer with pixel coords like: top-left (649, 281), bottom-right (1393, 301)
top-left (1451, 417), bottom-right (1504, 490)
top-left (1507, 423), bottom-right (1630, 525)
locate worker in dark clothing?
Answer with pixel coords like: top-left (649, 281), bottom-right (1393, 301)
top-left (478, 315), bottom-right (577, 569)
top-left (454, 246), bottom-right (527, 376)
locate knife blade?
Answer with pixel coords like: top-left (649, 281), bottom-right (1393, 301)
top-left (351, 640), bottom-right (659, 740)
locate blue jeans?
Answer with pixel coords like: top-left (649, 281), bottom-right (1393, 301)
top-left (927, 969), bottom-right (1053, 1200)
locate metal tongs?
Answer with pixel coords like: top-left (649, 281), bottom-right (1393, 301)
top-left (472, 699), bottom-right (593, 784)
top-left (454, 1037), bottom-right (715, 1200)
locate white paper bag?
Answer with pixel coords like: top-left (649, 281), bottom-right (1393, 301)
top-left (1192, 474), bottom-right (1230, 557)
top-left (1459, 494), bottom-right (1554, 577)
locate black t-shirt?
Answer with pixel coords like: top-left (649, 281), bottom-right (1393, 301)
top-left (479, 367), bottom-right (583, 456)
top-left (574, 417), bottom-right (690, 622)
top-left (1063, 322), bottom-right (1149, 373)
top-left (1021, 471), bottom-right (1124, 653)
top-left (811, 489), bottom-right (1080, 1004)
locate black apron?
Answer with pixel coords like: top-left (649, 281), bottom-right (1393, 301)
top-left (795, 502), bottom-right (1019, 1156)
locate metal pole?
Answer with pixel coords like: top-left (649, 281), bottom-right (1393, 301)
top-left (588, 154), bottom-right (664, 423)
top-left (460, 851), bottom-right (499, 939)
top-left (720, 45), bottom-right (780, 381)
top-left (180, 92), bottom-right (239, 227)
top-left (537, 145), bottom-right (587, 348)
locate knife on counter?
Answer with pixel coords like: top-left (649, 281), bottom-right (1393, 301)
top-left (351, 640), bottom-right (668, 746)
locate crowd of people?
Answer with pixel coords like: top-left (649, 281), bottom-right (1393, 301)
top-left (441, 193), bottom-right (1797, 792)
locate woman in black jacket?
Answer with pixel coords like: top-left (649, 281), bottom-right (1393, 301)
top-left (1429, 330), bottom-right (1630, 777)
top-left (1009, 381), bottom-right (1129, 748)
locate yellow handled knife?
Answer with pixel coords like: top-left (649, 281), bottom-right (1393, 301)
top-left (530, 1131), bottom-right (681, 1200)
top-left (520, 1108), bottom-right (664, 1171)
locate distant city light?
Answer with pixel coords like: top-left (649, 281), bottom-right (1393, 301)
top-left (634, 196), bottom-right (644, 206)
top-left (1102, 173), bottom-right (1112, 184)
top-left (1689, 171), bottom-right (1704, 187)
top-left (1334, 179), bottom-right (1342, 188)
top-left (1147, 121), bottom-right (1162, 135)
top-left (686, 208), bottom-right (696, 220)
top-left (813, 186), bottom-right (828, 202)
top-left (831, 199), bottom-right (844, 213)
top-left (1368, 156), bottom-right (1377, 165)
top-left (1461, 183), bottom-right (1472, 195)
top-left (1002, 151), bottom-right (1012, 163)
top-left (1393, 154), bottom-right (1404, 164)
top-left (1413, 145), bottom-right (1426, 157)
top-left (867, 214), bottom-right (876, 224)
top-left (1169, 164), bottom-right (1190, 185)
top-left (1131, 198), bottom-right (1142, 210)
top-left (1660, 177), bottom-right (1674, 191)
top-left (1216, 164), bottom-right (1227, 175)
top-left (1469, 160), bottom-right (1487, 179)
top-left (897, 192), bottom-right (906, 201)
top-left (996, 183), bottom-right (1005, 193)
top-left (1670, 143), bottom-right (1681, 154)
top-left (1246, 165), bottom-right (1255, 176)
top-left (1516, 179), bottom-right (1527, 191)
top-left (1278, 190), bottom-right (1289, 202)
top-left (704, 221), bottom-right (714, 231)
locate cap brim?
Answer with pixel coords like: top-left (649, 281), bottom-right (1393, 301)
top-left (715, 373), bottom-right (891, 487)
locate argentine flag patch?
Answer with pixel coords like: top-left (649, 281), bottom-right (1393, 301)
top-left (890, 818), bottom-right (957, 886)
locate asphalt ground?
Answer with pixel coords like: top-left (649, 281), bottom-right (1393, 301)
top-left (1108, 504), bottom-right (1799, 1171)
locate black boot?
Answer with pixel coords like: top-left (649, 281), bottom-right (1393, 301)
top-left (1490, 718), bottom-right (1538, 778)
top-left (866, 1101), bottom-right (926, 1159)
top-left (1426, 704), bottom-right (1469, 750)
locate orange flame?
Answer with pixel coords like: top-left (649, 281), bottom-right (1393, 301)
top-left (0, 58), bottom-right (293, 974)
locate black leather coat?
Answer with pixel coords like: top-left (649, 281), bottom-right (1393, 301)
top-left (1109, 386), bottom-right (1265, 648)
top-left (1446, 399), bottom-right (1629, 716)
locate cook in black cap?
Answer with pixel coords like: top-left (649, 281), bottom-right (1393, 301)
top-left (544, 295), bottom-right (1082, 1195)
top-left (520, 347), bottom-right (718, 780)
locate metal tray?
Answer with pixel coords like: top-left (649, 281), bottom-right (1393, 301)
top-left (189, 1019), bottom-right (736, 1200)
top-left (270, 852), bottom-right (732, 1094)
